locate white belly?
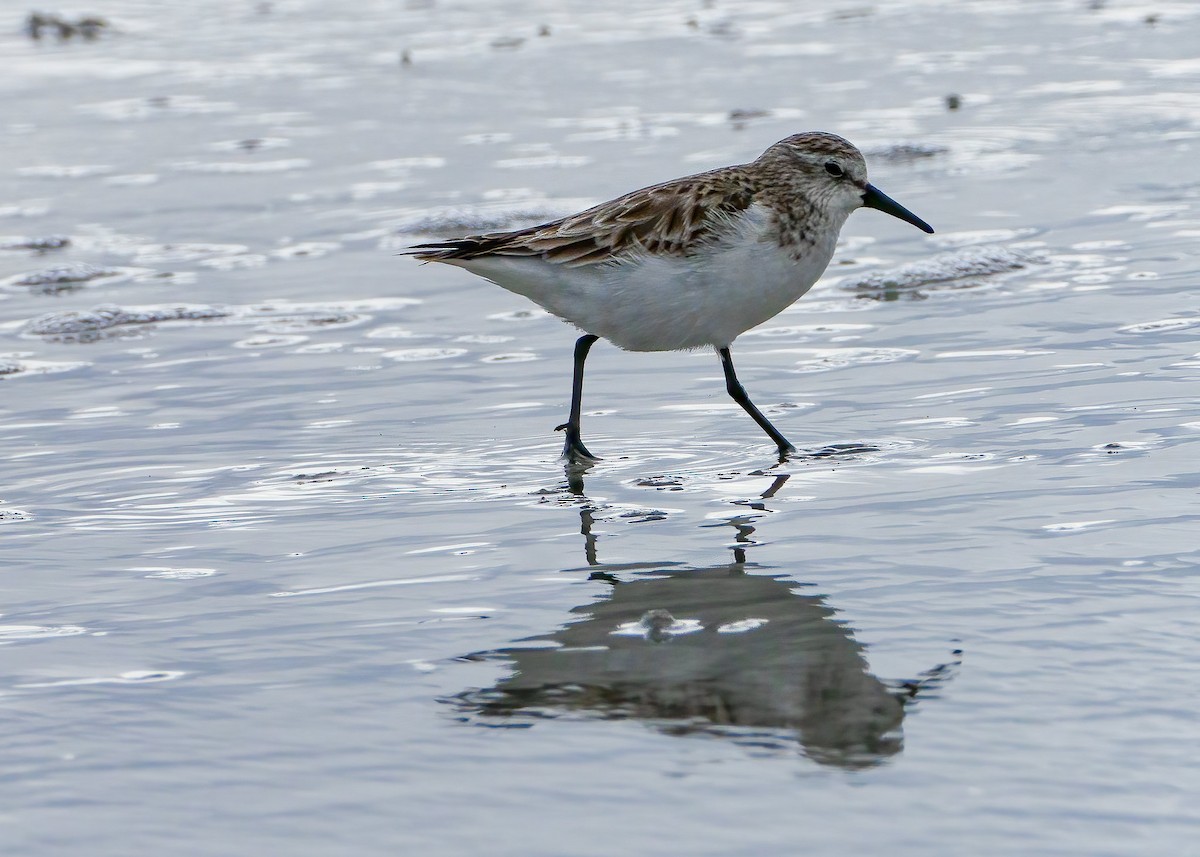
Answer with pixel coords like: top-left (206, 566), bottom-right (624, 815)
top-left (450, 206), bottom-right (840, 352)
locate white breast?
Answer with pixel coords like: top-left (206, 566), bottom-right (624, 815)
top-left (451, 203), bottom-right (842, 352)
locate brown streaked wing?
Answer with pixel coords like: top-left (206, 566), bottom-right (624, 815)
top-left (408, 167), bottom-right (755, 267)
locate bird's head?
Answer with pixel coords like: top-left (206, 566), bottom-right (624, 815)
top-left (759, 132), bottom-right (934, 234)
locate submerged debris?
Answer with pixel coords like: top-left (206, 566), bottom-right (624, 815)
top-left (489, 35), bottom-right (525, 50)
top-left (22, 304), bottom-right (229, 341)
top-left (0, 235), bottom-right (71, 252)
top-left (25, 12), bottom-right (108, 41)
top-left (839, 246), bottom-right (1040, 293)
top-left (729, 108), bottom-right (772, 130)
top-left (864, 142), bottom-right (949, 162)
top-left (5, 262), bottom-right (119, 290)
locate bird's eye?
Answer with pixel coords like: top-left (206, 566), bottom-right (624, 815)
top-left (824, 161), bottom-right (845, 178)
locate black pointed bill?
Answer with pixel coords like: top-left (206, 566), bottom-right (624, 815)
top-left (862, 184), bottom-right (934, 234)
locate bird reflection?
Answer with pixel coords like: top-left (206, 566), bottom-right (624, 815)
top-left (449, 465), bottom-right (956, 769)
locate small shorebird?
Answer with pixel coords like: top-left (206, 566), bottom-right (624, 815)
top-left (409, 131), bottom-right (933, 462)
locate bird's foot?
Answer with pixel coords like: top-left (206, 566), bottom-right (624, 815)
top-left (555, 422), bottom-right (601, 463)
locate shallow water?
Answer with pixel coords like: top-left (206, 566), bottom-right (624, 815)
top-left (3, 1), bottom-right (1200, 854)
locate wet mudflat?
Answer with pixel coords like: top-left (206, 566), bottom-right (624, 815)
top-left (2, 1), bottom-right (1199, 854)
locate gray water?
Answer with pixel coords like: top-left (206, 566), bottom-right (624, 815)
top-left (3, 1), bottom-right (1199, 854)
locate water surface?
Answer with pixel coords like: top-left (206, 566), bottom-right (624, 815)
top-left (3, 1), bottom-right (1199, 854)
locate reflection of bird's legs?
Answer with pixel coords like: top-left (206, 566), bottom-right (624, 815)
top-left (580, 506), bottom-right (599, 567)
top-left (761, 474), bottom-right (790, 499)
top-left (726, 473), bottom-right (791, 561)
top-left (564, 453), bottom-right (597, 497)
top-left (729, 516), bottom-right (758, 544)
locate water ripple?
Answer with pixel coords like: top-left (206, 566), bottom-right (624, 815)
top-left (0, 624), bottom-right (89, 642)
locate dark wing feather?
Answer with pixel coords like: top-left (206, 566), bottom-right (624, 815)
top-left (406, 167), bottom-right (755, 268)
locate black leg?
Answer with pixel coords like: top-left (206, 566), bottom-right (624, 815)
top-left (555, 334), bottom-right (601, 462)
top-left (718, 346), bottom-right (795, 457)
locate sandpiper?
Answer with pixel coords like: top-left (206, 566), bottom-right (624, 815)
top-left (409, 131), bottom-right (933, 462)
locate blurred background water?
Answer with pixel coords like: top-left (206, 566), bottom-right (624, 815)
top-left (2, 1), bottom-right (1199, 854)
